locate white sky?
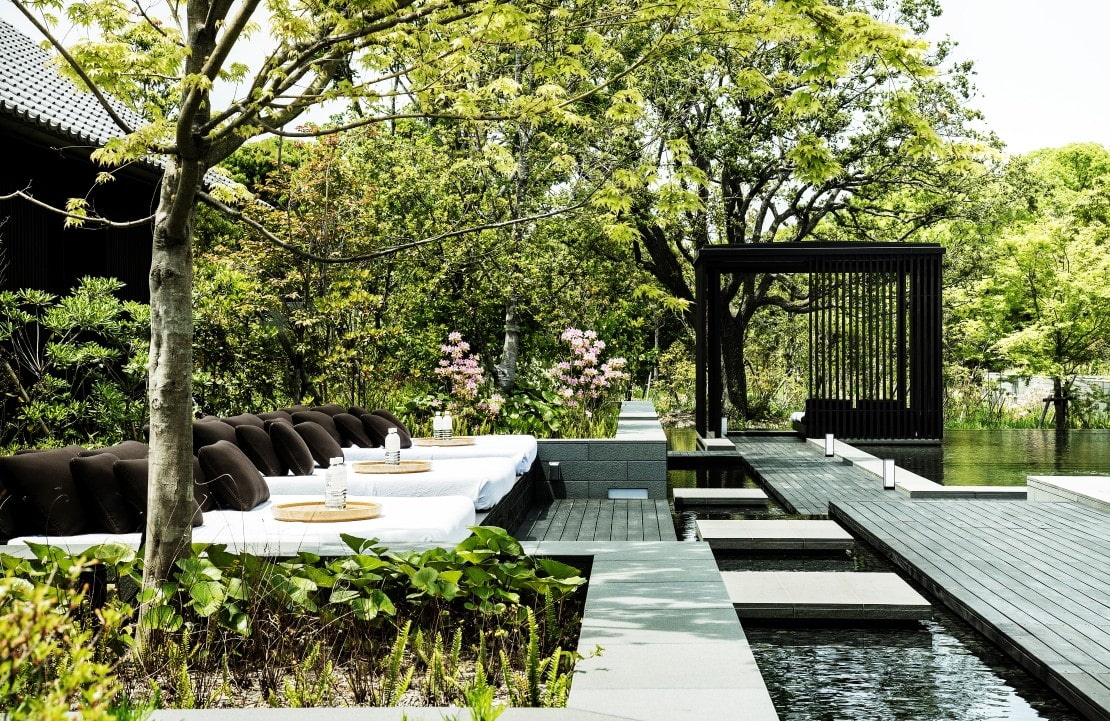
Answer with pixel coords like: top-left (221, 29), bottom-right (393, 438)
top-left (3, 1), bottom-right (1108, 156)
top-left (928, 0), bottom-right (1110, 155)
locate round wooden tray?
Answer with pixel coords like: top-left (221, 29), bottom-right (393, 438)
top-left (351, 460), bottom-right (432, 474)
top-left (272, 500), bottom-right (381, 523)
top-left (412, 436), bottom-right (476, 447)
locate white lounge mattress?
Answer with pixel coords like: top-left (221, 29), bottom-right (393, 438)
top-left (267, 456), bottom-right (519, 511)
top-left (342, 434), bottom-right (538, 475)
top-left (10, 494), bottom-right (476, 555)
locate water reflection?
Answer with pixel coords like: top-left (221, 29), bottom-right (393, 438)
top-left (861, 429), bottom-right (1110, 486)
top-left (747, 615), bottom-right (1081, 721)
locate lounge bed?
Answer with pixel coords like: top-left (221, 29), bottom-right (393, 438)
top-left (342, 434), bottom-right (538, 475)
top-left (9, 494), bottom-right (477, 555)
top-left (266, 456), bottom-right (520, 511)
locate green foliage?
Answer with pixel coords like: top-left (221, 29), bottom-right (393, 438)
top-left (949, 144), bottom-right (1110, 405)
top-left (0, 563), bottom-right (122, 720)
top-left (1, 527), bottom-right (585, 709)
top-left (0, 277), bottom-right (148, 449)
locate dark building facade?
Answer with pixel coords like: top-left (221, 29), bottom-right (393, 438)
top-left (0, 18), bottom-right (156, 302)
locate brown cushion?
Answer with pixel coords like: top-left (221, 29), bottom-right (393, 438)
top-left (236, 425), bottom-right (288, 476)
top-left (197, 441), bottom-right (270, 511)
top-left (294, 422), bottom-right (344, 468)
top-left (348, 405), bottom-right (371, 418)
top-left (333, 412), bottom-right (374, 447)
top-left (371, 409), bottom-right (411, 437)
top-left (70, 453), bottom-right (136, 533)
top-left (221, 413), bottom-right (266, 429)
top-left (258, 410), bottom-right (293, 423)
top-left (79, 440), bottom-right (149, 461)
top-left (291, 410), bottom-right (346, 447)
top-left (0, 446), bottom-right (86, 536)
top-left (365, 412), bottom-right (412, 448)
top-left (311, 403), bottom-right (346, 416)
top-left (269, 421), bottom-right (317, 475)
top-left (114, 458), bottom-right (204, 528)
top-left (193, 420), bottom-right (238, 453)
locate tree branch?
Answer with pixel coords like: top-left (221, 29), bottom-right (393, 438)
top-left (197, 189), bottom-right (595, 263)
top-left (0, 186), bottom-right (154, 228)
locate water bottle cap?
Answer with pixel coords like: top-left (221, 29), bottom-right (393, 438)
top-left (387, 427), bottom-right (397, 433)
top-left (329, 456), bottom-right (344, 465)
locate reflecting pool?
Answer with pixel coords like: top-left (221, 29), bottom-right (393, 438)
top-left (861, 429), bottom-right (1110, 486)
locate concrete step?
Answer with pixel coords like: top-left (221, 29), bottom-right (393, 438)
top-left (721, 571), bottom-right (932, 620)
top-left (673, 488), bottom-right (768, 507)
top-left (696, 519), bottom-right (853, 550)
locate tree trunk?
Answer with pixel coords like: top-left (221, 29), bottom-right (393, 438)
top-left (142, 158), bottom-right (200, 593)
top-left (720, 310), bottom-right (748, 420)
top-left (1053, 376), bottom-right (1069, 436)
top-left (494, 293), bottom-right (521, 395)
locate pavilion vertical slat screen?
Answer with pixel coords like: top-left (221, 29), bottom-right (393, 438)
top-left (695, 243), bottom-right (943, 442)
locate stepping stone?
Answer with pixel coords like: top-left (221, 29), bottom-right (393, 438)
top-left (721, 571), bottom-right (932, 620)
top-left (696, 519), bottom-right (853, 550)
top-left (674, 488), bottom-right (768, 507)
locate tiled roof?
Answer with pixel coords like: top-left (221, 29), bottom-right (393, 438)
top-left (0, 18), bottom-right (146, 148)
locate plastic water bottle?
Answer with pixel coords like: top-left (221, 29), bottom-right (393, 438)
top-left (324, 456), bottom-right (346, 510)
top-left (385, 427), bottom-right (401, 464)
top-left (442, 410), bottom-right (453, 439)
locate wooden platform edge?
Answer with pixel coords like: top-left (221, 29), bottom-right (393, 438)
top-left (828, 501), bottom-right (1110, 721)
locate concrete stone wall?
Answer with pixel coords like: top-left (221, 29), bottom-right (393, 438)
top-left (536, 400), bottom-right (669, 499)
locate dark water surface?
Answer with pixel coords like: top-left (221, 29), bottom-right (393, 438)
top-left (861, 429), bottom-right (1110, 486)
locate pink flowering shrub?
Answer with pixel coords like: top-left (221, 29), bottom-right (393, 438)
top-left (546, 328), bottom-right (629, 431)
top-left (435, 332), bottom-right (486, 401)
top-left (428, 332), bottom-right (503, 431)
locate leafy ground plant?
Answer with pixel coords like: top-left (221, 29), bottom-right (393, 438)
top-left (1, 526), bottom-right (587, 711)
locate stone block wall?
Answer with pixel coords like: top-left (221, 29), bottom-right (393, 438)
top-left (536, 400), bottom-right (668, 499)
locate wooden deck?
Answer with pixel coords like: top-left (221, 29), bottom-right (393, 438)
top-left (515, 499), bottom-right (677, 541)
top-left (832, 499), bottom-right (1110, 721)
top-left (734, 434), bottom-right (890, 517)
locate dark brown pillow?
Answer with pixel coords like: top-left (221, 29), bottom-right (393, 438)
top-left (258, 410), bottom-right (293, 423)
top-left (79, 440), bottom-right (149, 460)
top-left (221, 413), bottom-right (266, 429)
top-left (348, 405), bottom-right (371, 418)
top-left (333, 412), bottom-right (374, 447)
top-left (0, 446), bottom-right (86, 536)
top-left (114, 458), bottom-right (204, 528)
top-left (294, 422), bottom-right (344, 468)
top-left (365, 412), bottom-right (412, 448)
top-left (70, 453), bottom-right (136, 533)
top-left (236, 425), bottom-right (288, 476)
top-left (311, 403), bottom-right (346, 416)
top-left (197, 441), bottom-right (270, 511)
top-left (193, 419), bottom-right (238, 453)
top-left (371, 409), bottom-right (411, 437)
top-left (291, 410), bottom-right (346, 447)
top-left (0, 488), bottom-right (25, 540)
top-left (268, 421), bottom-right (317, 475)
top-left (192, 455), bottom-right (220, 512)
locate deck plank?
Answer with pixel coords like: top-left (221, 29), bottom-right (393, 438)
top-left (514, 499), bottom-right (677, 542)
top-left (832, 499), bottom-right (1110, 721)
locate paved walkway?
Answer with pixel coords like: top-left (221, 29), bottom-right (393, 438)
top-left (832, 499), bottom-right (1110, 721)
top-left (516, 499), bottom-right (677, 541)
